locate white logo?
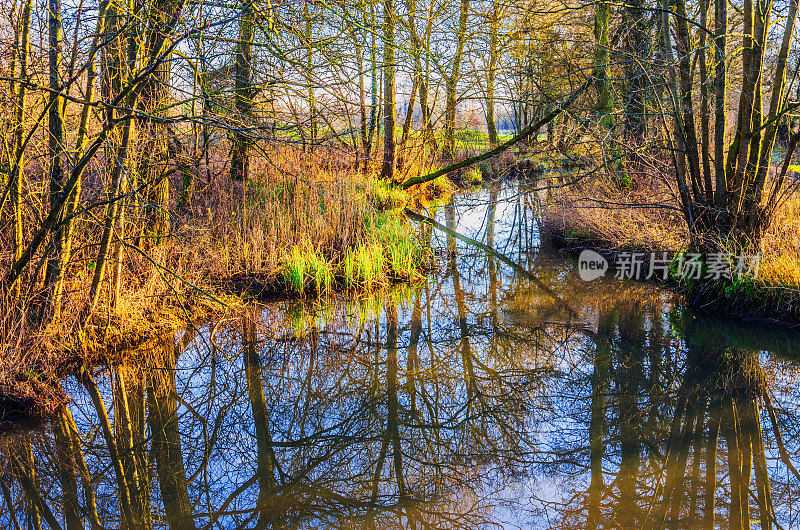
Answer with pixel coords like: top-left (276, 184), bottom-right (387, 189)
top-left (578, 250), bottom-right (608, 281)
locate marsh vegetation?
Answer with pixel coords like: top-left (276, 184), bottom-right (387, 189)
top-left (3, 0), bottom-right (800, 526)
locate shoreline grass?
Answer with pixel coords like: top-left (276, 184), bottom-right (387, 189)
top-left (0, 146), bottom-right (437, 421)
top-left (541, 177), bottom-right (800, 326)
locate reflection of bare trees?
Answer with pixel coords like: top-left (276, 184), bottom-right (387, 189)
top-left (558, 297), bottom-right (800, 530)
top-left (148, 332), bottom-right (196, 529)
top-left (1, 289), bottom-right (554, 528)
top-left (653, 320), bottom-right (782, 530)
top-left (2, 187), bottom-right (800, 529)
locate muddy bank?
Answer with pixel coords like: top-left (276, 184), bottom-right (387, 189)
top-left (540, 219), bottom-right (800, 329)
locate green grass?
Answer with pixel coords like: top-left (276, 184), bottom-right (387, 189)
top-left (279, 244), bottom-right (333, 295)
top-left (356, 242), bottom-right (386, 286)
top-left (369, 178), bottom-right (407, 210)
top-left (281, 213), bottom-right (426, 294)
top-left (374, 214), bottom-right (426, 279)
top-left (280, 245), bottom-right (308, 294)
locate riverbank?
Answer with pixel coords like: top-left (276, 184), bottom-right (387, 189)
top-left (0, 148), bottom-right (445, 421)
top-left (540, 178), bottom-right (800, 327)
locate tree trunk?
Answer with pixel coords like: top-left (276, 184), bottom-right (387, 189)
top-left (622, 0), bottom-right (648, 175)
top-left (486, 3), bottom-right (499, 147)
top-left (43, 0), bottom-right (67, 317)
top-left (443, 0), bottom-right (470, 160)
top-left (10, 0), bottom-right (32, 279)
top-left (304, 2), bottom-right (317, 149)
top-left (230, 0), bottom-right (255, 184)
top-left (381, 0), bottom-right (397, 180)
top-left (594, 0), bottom-right (613, 129)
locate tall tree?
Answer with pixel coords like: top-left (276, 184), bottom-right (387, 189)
top-left (43, 0), bottom-right (67, 316)
top-left (9, 0), bottom-right (32, 274)
top-left (381, 0), bottom-right (397, 180)
top-left (230, 0), bottom-right (255, 184)
top-left (443, 0), bottom-right (470, 160)
top-left (485, 1), bottom-right (500, 147)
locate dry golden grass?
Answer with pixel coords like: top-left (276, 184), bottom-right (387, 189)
top-left (543, 175), bottom-right (800, 312)
top-left (542, 178), bottom-right (689, 251)
top-left (0, 145), bottom-right (432, 416)
top-left (761, 194), bottom-right (800, 289)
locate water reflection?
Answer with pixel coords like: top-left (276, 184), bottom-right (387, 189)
top-left (3, 184), bottom-right (800, 529)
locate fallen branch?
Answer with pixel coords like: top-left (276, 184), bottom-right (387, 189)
top-left (400, 78), bottom-right (593, 190)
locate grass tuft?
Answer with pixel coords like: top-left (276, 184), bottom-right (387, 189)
top-left (280, 245), bottom-right (308, 294)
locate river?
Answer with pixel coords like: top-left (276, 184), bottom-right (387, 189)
top-left (2, 181), bottom-right (800, 529)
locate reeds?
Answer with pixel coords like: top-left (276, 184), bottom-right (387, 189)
top-left (278, 211), bottom-right (427, 295)
top-left (0, 144), bottom-right (431, 401)
top-left (279, 244), bottom-right (334, 295)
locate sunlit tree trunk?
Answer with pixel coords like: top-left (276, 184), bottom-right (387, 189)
top-left (43, 0), bottom-right (68, 317)
top-left (399, 0), bottom-right (420, 170)
top-left (486, 2), bottom-right (499, 147)
top-left (443, 0), bottom-right (470, 160)
top-left (355, 28), bottom-right (367, 169)
top-left (304, 1), bottom-right (317, 149)
top-left (230, 0), bottom-right (255, 184)
top-left (712, 0), bottom-right (727, 207)
top-left (10, 0), bottom-right (32, 276)
top-left (418, 13), bottom-right (434, 151)
top-left (381, 0), bottom-right (397, 181)
top-left (87, 0), bottom-right (137, 313)
top-left (139, 0), bottom-right (188, 243)
top-left (365, 3), bottom-right (379, 171)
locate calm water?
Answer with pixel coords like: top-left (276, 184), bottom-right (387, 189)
top-left (3, 183), bottom-right (800, 529)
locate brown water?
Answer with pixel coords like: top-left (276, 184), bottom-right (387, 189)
top-left (3, 182), bottom-right (800, 529)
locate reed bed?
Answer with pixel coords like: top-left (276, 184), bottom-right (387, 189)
top-left (0, 145), bottom-right (431, 417)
